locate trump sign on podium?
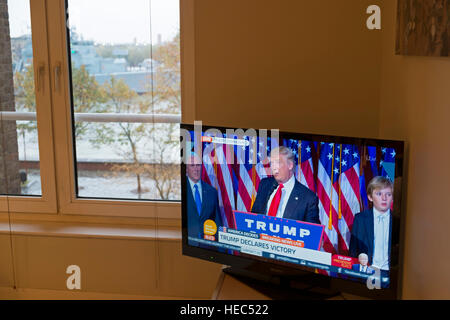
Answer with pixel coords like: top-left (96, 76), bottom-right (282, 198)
top-left (217, 211), bottom-right (331, 266)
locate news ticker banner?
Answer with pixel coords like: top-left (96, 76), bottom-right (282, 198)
top-left (187, 211), bottom-right (389, 282)
top-left (202, 210), bottom-right (331, 266)
top-left (232, 211), bottom-right (325, 250)
top-left (217, 228), bottom-right (331, 266)
top-left (188, 235), bottom-right (386, 282)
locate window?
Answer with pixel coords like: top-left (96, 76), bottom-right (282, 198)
top-left (66, 0), bottom-right (181, 201)
top-left (0, 0), bottom-right (194, 219)
top-left (1, 0), bottom-right (40, 196)
top-left (0, 0), bottom-right (57, 213)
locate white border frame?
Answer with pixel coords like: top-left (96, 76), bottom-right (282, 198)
top-left (46, 0), bottom-right (194, 219)
top-left (0, 0), bottom-right (58, 215)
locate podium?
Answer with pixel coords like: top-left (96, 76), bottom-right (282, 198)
top-left (209, 212), bottom-right (367, 300)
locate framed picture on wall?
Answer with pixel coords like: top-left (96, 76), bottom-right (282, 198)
top-left (396, 0), bottom-right (450, 57)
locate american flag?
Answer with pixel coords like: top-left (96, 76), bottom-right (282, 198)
top-left (201, 135), bottom-right (236, 228)
top-left (200, 133), bottom-right (277, 228)
top-left (191, 130), bottom-right (395, 257)
top-left (235, 135), bottom-right (276, 213)
top-left (316, 143), bottom-right (362, 255)
top-left (283, 139), bottom-right (317, 192)
top-left (359, 146), bottom-right (396, 211)
top-left (380, 147), bottom-right (396, 181)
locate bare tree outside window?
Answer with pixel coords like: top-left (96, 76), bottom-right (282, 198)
top-left (67, 0), bottom-right (181, 201)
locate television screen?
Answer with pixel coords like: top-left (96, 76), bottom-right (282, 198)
top-left (181, 123), bottom-right (405, 299)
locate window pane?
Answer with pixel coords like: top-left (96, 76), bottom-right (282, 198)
top-left (0, 0), bottom-right (41, 196)
top-left (67, 0), bottom-right (180, 200)
top-left (76, 122), bottom-right (180, 200)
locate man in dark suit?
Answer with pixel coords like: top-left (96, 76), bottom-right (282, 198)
top-left (251, 146), bottom-right (320, 224)
top-left (186, 154), bottom-right (222, 240)
top-left (349, 176), bottom-right (400, 274)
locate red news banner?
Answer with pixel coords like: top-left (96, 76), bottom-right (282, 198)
top-left (259, 234), bottom-right (305, 248)
top-left (332, 255), bottom-right (358, 269)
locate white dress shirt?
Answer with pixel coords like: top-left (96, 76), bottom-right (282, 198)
top-left (372, 207), bottom-right (390, 271)
top-left (266, 174), bottom-right (296, 218)
top-left (188, 177), bottom-right (202, 202)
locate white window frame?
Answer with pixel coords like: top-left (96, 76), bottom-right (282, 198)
top-left (0, 0), bottom-right (58, 215)
top-left (0, 0), bottom-right (196, 222)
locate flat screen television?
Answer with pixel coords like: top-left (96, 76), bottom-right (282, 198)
top-left (181, 123), bottom-right (405, 300)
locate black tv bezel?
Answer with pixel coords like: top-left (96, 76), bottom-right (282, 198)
top-left (180, 123), bottom-right (406, 300)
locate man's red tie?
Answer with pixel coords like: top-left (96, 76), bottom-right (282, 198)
top-left (268, 184), bottom-right (284, 217)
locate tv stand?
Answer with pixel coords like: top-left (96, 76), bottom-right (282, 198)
top-left (212, 266), bottom-right (342, 300)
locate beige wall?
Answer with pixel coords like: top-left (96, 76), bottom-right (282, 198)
top-left (1, 0), bottom-right (385, 299)
top-left (194, 0), bottom-right (382, 138)
top-left (1, 0), bottom-right (449, 300)
top-left (0, 232), bottom-right (222, 299)
top-left (379, 0), bottom-right (450, 299)
top-left (194, 0), bottom-right (450, 299)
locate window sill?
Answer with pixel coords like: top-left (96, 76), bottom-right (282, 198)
top-left (0, 220), bottom-right (182, 241)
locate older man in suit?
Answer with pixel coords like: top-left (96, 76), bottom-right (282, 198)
top-left (186, 154), bottom-right (222, 239)
top-left (352, 253), bottom-right (375, 274)
top-left (251, 146), bottom-right (320, 224)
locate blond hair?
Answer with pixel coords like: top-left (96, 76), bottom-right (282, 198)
top-left (367, 176), bottom-right (393, 196)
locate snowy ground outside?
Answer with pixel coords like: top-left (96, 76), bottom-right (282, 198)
top-left (77, 170), bottom-right (180, 200)
top-left (19, 169), bottom-right (181, 200)
top-left (14, 121), bottom-right (181, 200)
top-left (16, 121), bottom-right (180, 163)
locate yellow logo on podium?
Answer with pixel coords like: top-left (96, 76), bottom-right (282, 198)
top-left (203, 219), bottom-right (217, 236)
